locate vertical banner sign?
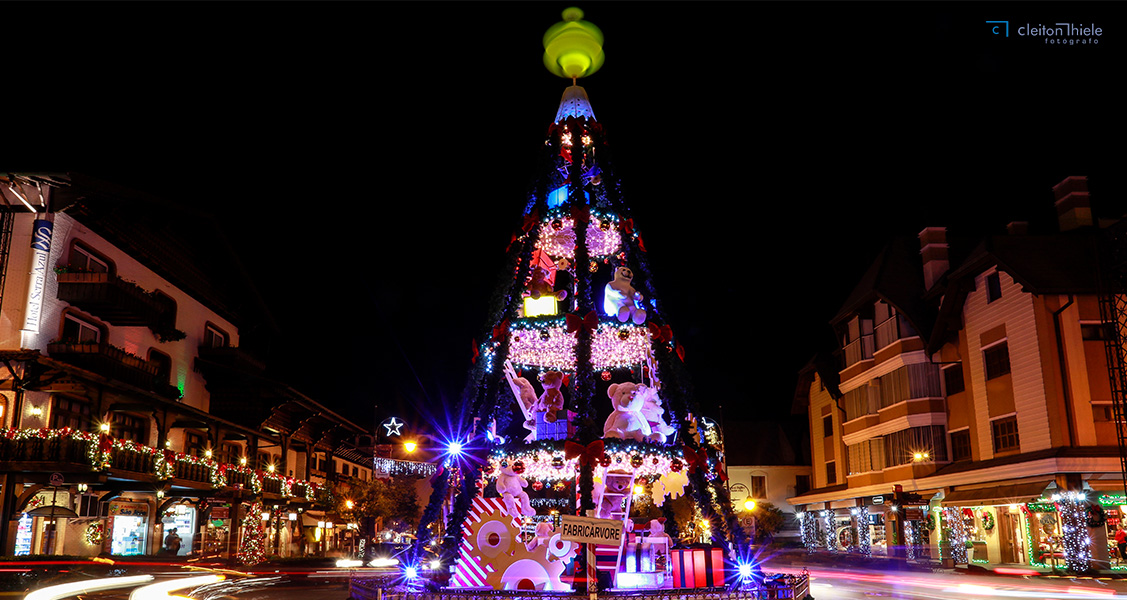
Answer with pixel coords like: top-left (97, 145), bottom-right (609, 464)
top-left (21, 219), bottom-right (53, 332)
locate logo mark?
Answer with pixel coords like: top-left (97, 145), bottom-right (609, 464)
top-left (986, 21), bottom-right (1009, 37)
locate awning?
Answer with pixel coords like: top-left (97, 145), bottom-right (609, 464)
top-left (940, 480), bottom-right (1052, 506)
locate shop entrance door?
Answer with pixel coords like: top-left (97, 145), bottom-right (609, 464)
top-left (998, 509), bottom-right (1016, 563)
top-left (1009, 513), bottom-right (1025, 564)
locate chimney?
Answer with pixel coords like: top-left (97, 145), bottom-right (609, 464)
top-left (1006, 221), bottom-right (1029, 235)
top-left (1053, 176), bottom-right (1093, 231)
top-left (919, 226), bottom-right (949, 291)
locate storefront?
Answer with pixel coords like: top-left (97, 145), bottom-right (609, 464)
top-left (160, 502), bottom-right (197, 556)
top-left (107, 500), bottom-right (150, 556)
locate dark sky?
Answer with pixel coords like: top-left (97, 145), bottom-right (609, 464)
top-left (12, 3), bottom-right (1127, 438)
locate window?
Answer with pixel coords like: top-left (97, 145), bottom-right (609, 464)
top-left (986, 272), bottom-right (1002, 303)
top-left (69, 243), bottom-right (110, 274)
top-left (61, 313), bottom-right (102, 343)
top-left (984, 342), bottom-right (1011, 380)
top-left (878, 364), bottom-right (942, 409)
top-left (750, 476), bottom-right (766, 498)
top-left (843, 386), bottom-right (872, 421)
top-left (50, 396), bottom-right (92, 430)
top-left (991, 416), bottom-right (1020, 453)
top-left (221, 443), bottom-right (241, 465)
top-left (149, 349), bottom-right (172, 383)
top-left (352, 466), bottom-right (359, 477)
top-left (1081, 322), bottom-right (1114, 341)
top-left (185, 431), bottom-right (207, 457)
top-left (847, 438), bottom-right (887, 475)
top-left (257, 452), bottom-right (271, 470)
top-left (943, 363), bottom-right (965, 395)
top-left (823, 414), bottom-right (834, 437)
top-left (203, 324), bottom-right (228, 348)
top-left (795, 475), bottom-right (811, 496)
top-left (110, 413), bottom-right (147, 443)
top-left (884, 426), bottom-right (948, 467)
top-left (825, 462), bottom-right (837, 485)
top-left (950, 430), bottom-right (972, 461)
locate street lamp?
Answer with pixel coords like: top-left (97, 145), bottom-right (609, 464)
top-left (403, 441), bottom-right (418, 453)
top-left (744, 498), bottom-right (756, 512)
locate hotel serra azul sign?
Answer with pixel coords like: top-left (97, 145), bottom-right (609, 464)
top-left (21, 219), bottom-right (53, 333)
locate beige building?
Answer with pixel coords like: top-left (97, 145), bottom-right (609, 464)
top-left (0, 174), bottom-right (372, 559)
top-left (790, 176), bottom-right (1125, 569)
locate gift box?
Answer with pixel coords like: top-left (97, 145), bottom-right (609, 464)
top-left (670, 547), bottom-right (727, 588)
top-left (536, 412), bottom-right (569, 440)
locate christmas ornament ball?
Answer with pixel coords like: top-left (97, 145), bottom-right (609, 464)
top-left (671, 458), bottom-right (683, 472)
top-left (513, 461), bottom-right (525, 474)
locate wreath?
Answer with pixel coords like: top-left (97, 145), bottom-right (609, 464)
top-left (925, 512), bottom-right (937, 532)
top-left (1087, 502), bottom-right (1107, 528)
top-left (84, 522), bottom-right (104, 545)
top-left (980, 510), bottom-right (995, 531)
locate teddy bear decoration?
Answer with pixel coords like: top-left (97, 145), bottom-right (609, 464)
top-left (604, 382), bottom-right (653, 441)
top-left (536, 371), bottom-right (566, 423)
top-left (603, 266), bottom-right (647, 324)
top-left (496, 465), bottom-right (535, 517)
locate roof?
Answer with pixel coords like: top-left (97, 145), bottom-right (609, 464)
top-left (829, 236), bottom-right (934, 343)
top-left (927, 229), bottom-right (1101, 353)
top-left (554, 85), bottom-right (597, 123)
top-left (792, 350), bottom-right (842, 415)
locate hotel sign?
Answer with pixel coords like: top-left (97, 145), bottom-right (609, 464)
top-left (559, 515), bottom-right (623, 545)
top-left (21, 219), bottom-right (53, 332)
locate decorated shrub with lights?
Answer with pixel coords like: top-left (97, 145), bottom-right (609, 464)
top-left (412, 8), bottom-right (749, 592)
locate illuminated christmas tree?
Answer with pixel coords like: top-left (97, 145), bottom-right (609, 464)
top-left (237, 502), bottom-right (267, 565)
top-left (415, 8), bottom-right (748, 591)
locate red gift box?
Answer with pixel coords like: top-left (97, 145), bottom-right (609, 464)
top-left (670, 547), bottom-right (727, 588)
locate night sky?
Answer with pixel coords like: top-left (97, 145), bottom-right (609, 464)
top-left (11, 3), bottom-right (1127, 443)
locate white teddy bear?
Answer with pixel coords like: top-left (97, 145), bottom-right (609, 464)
top-left (603, 382), bottom-right (652, 442)
top-left (636, 385), bottom-right (676, 444)
top-left (496, 466), bottom-right (535, 517)
top-left (603, 266), bottom-right (647, 324)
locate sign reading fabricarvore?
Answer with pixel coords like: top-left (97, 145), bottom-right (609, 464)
top-left (559, 515), bottom-right (623, 545)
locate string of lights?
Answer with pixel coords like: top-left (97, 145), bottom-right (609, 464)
top-left (1053, 491), bottom-right (1092, 573)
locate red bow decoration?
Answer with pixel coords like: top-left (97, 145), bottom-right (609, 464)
top-left (566, 311), bottom-right (598, 335)
top-left (163, 448), bottom-right (176, 462)
top-left (565, 440), bottom-right (605, 466)
top-left (522, 210), bottom-right (539, 233)
top-left (98, 433), bottom-right (113, 452)
top-left (622, 218), bottom-right (635, 236)
top-left (471, 339), bottom-right (479, 364)
top-left (647, 322), bottom-right (673, 344)
top-left (570, 204), bottom-right (590, 224)
top-left (682, 446), bottom-right (708, 474)
top-left (676, 341), bottom-right (685, 362)
top-left (637, 235), bottom-right (647, 253)
top-left (492, 320), bottom-right (509, 343)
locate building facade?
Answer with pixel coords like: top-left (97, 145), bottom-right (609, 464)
top-left (0, 174), bottom-right (372, 559)
top-left (790, 176), bottom-right (1126, 569)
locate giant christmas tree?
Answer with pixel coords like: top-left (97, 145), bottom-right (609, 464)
top-left (415, 9), bottom-right (747, 591)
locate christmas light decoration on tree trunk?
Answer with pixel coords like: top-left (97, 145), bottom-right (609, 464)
top-left (1054, 491), bottom-right (1092, 573)
top-left (942, 507), bottom-right (968, 564)
top-left (799, 512), bottom-right (817, 553)
top-left (822, 510), bottom-right (836, 552)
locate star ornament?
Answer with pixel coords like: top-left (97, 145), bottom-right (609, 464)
top-left (382, 417), bottom-right (405, 437)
